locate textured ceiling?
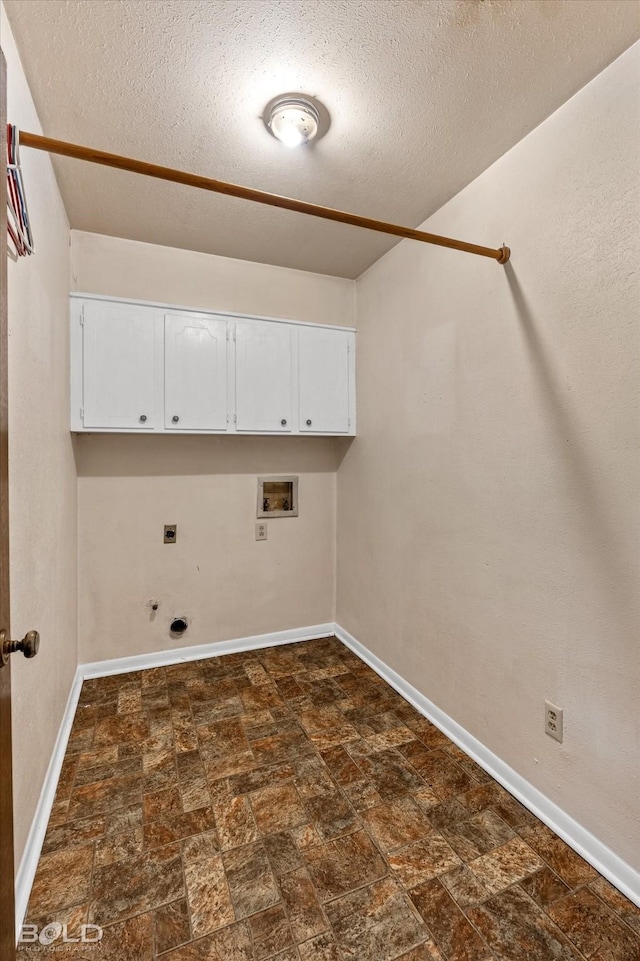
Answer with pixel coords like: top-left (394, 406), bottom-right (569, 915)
top-left (5, 0), bottom-right (639, 278)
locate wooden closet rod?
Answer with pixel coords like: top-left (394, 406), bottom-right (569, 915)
top-left (20, 131), bottom-right (510, 264)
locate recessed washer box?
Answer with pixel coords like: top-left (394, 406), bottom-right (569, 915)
top-left (257, 476), bottom-right (298, 518)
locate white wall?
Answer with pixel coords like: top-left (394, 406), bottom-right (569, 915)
top-left (71, 233), bottom-right (354, 662)
top-left (337, 44), bottom-right (640, 870)
top-left (1, 5), bottom-right (77, 873)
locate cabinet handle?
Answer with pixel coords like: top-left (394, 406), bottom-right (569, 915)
top-left (172, 415), bottom-right (180, 423)
top-left (281, 418), bottom-right (287, 426)
top-left (139, 414), bottom-right (147, 423)
top-left (306, 419), bottom-right (312, 426)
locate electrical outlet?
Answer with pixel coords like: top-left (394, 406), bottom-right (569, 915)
top-left (545, 701), bottom-right (563, 742)
top-left (255, 522), bottom-right (268, 541)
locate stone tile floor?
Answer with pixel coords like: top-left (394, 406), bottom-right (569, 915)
top-left (18, 636), bottom-right (640, 960)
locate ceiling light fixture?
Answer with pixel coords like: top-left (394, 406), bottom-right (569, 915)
top-left (264, 95), bottom-right (323, 148)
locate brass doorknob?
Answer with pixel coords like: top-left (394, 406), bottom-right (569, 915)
top-left (0, 628), bottom-right (40, 667)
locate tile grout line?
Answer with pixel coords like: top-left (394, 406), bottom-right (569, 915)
top-left (24, 635), bottom-right (640, 960)
top-left (447, 875), bottom-right (589, 961)
top-left (334, 625), bottom-right (640, 908)
top-left (172, 680), bottom-right (197, 951)
top-left (582, 881), bottom-right (640, 940)
top-left (317, 646), bottom-right (635, 960)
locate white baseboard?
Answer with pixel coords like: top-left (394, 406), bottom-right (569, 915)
top-left (333, 623), bottom-right (640, 908)
top-left (14, 666), bottom-right (84, 942)
top-left (15, 621), bottom-right (333, 941)
top-left (82, 622), bottom-right (335, 679)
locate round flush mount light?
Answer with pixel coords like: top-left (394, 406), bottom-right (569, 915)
top-left (263, 95), bottom-right (328, 148)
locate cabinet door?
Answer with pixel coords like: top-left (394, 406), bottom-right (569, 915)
top-left (299, 326), bottom-right (351, 433)
top-left (235, 321), bottom-right (293, 431)
top-left (164, 313), bottom-right (228, 430)
top-left (82, 301), bottom-right (156, 429)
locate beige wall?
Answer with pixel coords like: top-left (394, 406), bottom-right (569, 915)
top-left (337, 43), bottom-right (640, 870)
top-left (5, 9), bottom-right (637, 899)
top-left (2, 5), bottom-right (77, 872)
top-left (76, 438), bottom-right (343, 661)
top-left (70, 230), bottom-right (355, 327)
top-left (71, 233), bottom-right (354, 663)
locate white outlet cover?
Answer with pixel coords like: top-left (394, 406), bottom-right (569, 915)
top-left (545, 700), bottom-right (563, 743)
top-left (255, 522), bottom-right (268, 541)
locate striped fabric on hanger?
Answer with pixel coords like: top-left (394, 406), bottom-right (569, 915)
top-left (6, 124), bottom-right (34, 257)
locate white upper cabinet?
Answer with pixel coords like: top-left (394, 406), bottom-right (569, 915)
top-left (71, 296), bottom-right (355, 435)
top-left (81, 300), bottom-right (157, 429)
top-left (164, 313), bottom-right (228, 431)
top-left (299, 326), bottom-right (351, 433)
top-left (234, 320), bottom-right (293, 432)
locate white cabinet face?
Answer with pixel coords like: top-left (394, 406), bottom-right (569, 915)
top-left (164, 314), bottom-right (228, 431)
top-left (299, 326), bottom-right (351, 433)
top-left (82, 301), bottom-right (156, 429)
top-left (235, 321), bottom-right (293, 431)
top-left (73, 297), bottom-right (355, 435)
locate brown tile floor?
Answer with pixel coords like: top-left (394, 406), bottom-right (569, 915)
top-left (18, 636), bottom-right (640, 960)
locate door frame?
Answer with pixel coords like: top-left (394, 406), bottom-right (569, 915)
top-left (1, 49), bottom-right (18, 960)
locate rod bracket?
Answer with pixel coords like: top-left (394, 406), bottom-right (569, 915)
top-left (497, 245), bottom-right (511, 265)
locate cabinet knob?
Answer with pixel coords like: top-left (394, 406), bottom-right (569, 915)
top-left (281, 418), bottom-right (287, 426)
top-left (306, 419), bottom-right (312, 426)
top-left (172, 415), bottom-right (180, 423)
top-left (139, 414), bottom-right (147, 423)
